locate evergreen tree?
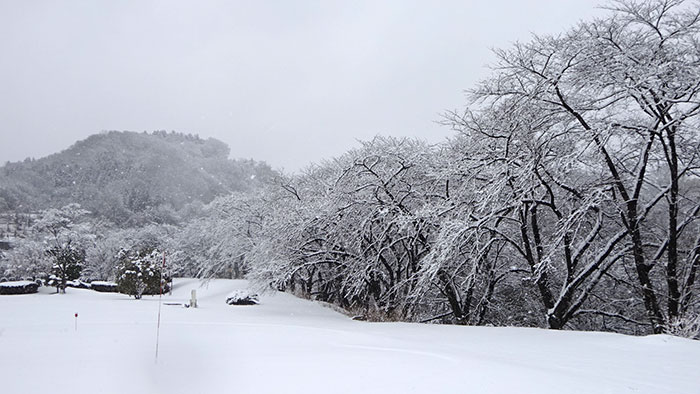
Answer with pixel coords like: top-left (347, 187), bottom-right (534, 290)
top-left (116, 248), bottom-right (168, 299)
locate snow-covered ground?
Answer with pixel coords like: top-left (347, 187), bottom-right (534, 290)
top-left (1, 278), bottom-right (698, 394)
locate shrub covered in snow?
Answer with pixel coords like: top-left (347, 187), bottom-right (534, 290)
top-left (116, 248), bottom-right (169, 299)
top-left (0, 280), bottom-right (39, 295)
top-left (226, 290), bottom-right (259, 305)
top-left (90, 281), bottom-right (118, 293)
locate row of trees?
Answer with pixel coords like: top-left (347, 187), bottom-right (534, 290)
top-left (0, 204), bottom-right (92, 293)
top-left (187, 0), bottom-right (699, 336)
top-left (0, 204), bottom-right (175, 296)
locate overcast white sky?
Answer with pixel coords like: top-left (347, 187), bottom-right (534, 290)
top-left (0, 0), bottom-right (602, 171)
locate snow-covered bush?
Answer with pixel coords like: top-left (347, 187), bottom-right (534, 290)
top-left (0, 280), bottom-right (39, 295)
top-left (226, 290), bottom-right (259, 305)
top-left (65, 279), bottom-right (90, 289)
top-left (90, 281), bottom-right (118, 293)
top-left (116, 248), bottom-right (169, 299)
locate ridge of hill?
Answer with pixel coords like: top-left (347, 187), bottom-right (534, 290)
top-left (0, 131), bottom-right (274, 225)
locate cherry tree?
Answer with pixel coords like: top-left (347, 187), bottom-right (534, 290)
top-left (443, 0), bottom-right (700, 332)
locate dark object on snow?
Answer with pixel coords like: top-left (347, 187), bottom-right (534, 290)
top-left (226, 290), bottom-right (259, 305)
top-left (90, 281), bottom-right (118, 293)
top-left (0, 280), bottom-right (39, 295)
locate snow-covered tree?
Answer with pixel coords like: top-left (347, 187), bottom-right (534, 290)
top-left (46, 241), bottom-right (84, 293)
top-left (170, 191), bottom-right (264, 279)
top-left (116, 248), bottom-right (168, 299)
top-left (247, 137), bottom-right (445, 320)
top-left (0, 239), bottom-right (47, 281)
top-left (10, 204), bottom-right (94, 292)
top-left (442, 0), bottom-right (700, 332)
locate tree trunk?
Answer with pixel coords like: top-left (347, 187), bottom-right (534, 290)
top-left (665, 128), bottom-right (681, 319)
top-left (628, 214), bottom-right (665, 333)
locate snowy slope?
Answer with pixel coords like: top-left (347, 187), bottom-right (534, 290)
top-left (0, 278), bottom-right (698, 394)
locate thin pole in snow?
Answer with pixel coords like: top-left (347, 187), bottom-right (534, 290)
top-left (155, 251), bottom-right (166, 363)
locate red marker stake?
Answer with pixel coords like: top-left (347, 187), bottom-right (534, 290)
top-left (74, 313), bottom-right (78, 331)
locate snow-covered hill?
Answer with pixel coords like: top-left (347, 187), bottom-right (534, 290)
top-left (0, 131), bottom-right (274, 222)
top-left (1, 278), bottom-right (698, 394)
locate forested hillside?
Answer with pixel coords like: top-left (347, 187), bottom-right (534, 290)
top-left (0, 131), bottom-right (274, 225)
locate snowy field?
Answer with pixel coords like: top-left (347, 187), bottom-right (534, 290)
top-left (1, 279), bottom-right (698, 394)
